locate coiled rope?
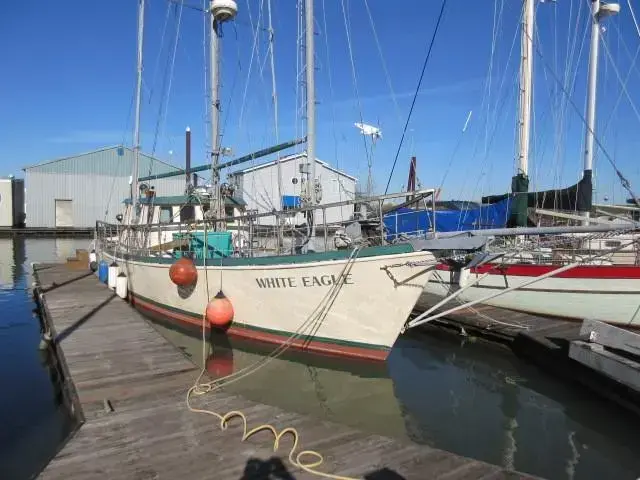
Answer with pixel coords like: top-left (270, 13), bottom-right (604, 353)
top-left (185, 221), bottom-right (363, 479)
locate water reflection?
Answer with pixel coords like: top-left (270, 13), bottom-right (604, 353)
top-left (150, 318), bottom-right (640, 480)
top-left (0, 237), bottom-right (87, 480)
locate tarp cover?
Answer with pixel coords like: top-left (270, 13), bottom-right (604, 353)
top-left (482, 171), bottom-right (592, 213)
top-left (383, 198), bottom-right (511, 239)
top-left (281, 195), bottom-right (301, 208)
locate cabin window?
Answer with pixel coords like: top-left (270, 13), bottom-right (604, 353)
top-left (225, 206), bottom-right (234, 217)
top-left (159, 207), bottom-right (172, 223)
top-left (605, 240), bottom-right (621, 248)
top-left (180, 205), bottom-right (195, 222)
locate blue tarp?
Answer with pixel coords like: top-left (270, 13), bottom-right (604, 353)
top-left (281, 195), bottom-right (301, 208)
top-left (383, 198), bottom-right (511, 240)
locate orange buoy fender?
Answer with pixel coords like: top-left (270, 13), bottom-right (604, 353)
top-left (206, 291), bottom-right (234, 329)
top-left (169, 257), bottom-right (198, 286)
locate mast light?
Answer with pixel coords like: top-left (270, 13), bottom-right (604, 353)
top-left (598, 3), bottom-right (620, 19)
top-left (211, 0), bottom-right (237, 22)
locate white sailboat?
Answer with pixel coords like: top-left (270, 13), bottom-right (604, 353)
top-left (416, 0), bottom-right (640, 328)
top-left (96, 0), bottom-right (452, 361)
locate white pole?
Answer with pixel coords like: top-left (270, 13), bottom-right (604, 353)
top-left (267, 0), bottom-right (281, 203)
top-left (210, 1), bottom-right (222, 225)
top-left (517, 0), bottom-right (534, 176)
top-left (267, 0), bottom-right (283, 253)
top-left (305, 0), bottom-right (317, 246)
top-left (131, 0), bottom-right (145, 216)
top-left (584, 0), bottom-right (601, 175)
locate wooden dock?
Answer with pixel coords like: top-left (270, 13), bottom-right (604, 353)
top-left (0, 227), bottom-right (94, 238)
top-left (415, 292), bottom-right (640, 417)
top-left (33, 261), bottom-right (537, 480)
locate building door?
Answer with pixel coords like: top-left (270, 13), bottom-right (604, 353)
top-left (54, 199), bottom-right (73, 227)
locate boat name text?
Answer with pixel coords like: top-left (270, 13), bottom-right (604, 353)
top-left (255, 274), bottom-right (354, 289)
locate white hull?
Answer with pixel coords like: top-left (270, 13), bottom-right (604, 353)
top-left (103, 248), bottom-right (436, 360)
top-left (422, 264), bottom-right (640, 327)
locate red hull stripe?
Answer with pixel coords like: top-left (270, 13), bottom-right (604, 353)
top-left (436, 263), bottom-right (640, 279)
top-left (130, 295), bottom-right (389, 362)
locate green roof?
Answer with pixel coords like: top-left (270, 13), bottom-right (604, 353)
top-left (124, 195), bottom-right (246, 207)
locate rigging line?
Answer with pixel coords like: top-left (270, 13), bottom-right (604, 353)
top-left (321, 0), bottom-right (345, 219)
top-left (606, 19), bottom-right (640, 90)
top-left (455, 7), bottom-right (519, 217)
top-left (220, 23), bottom-right (242, 145)
top-left (150, 2), bottom-right (183, 160)
top-left (525, 23), bottom-right (640, 207)
top-left (238, 0), bottom-right (265, 128)
top-left (484, 0), bottom-right (506, 155)
top-left (551, 0), bottom-right (589, 194)
top-left (340, 0), bottom-right (374, 195)
top-left (150, 1), bottom-right (183, 180)
top-left (383, 0), bottom-right (448, 196)
top-left (599, 30), bottom-right (640, 141)
top-left (148, 0), bottom-right (173, 105)
top-left (627, 0), bottom-right (640, 41)
top-left (362, 0), bottom-right (402, 123)
top-left (600, 34), bottom-right (640, 127)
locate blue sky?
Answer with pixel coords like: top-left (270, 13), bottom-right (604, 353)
top-left (2, 0), bottom-right (640, 204)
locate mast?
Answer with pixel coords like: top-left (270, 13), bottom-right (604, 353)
top-left (131, 0), bottom-right (145, 216)
top-left (305, 0), bottom-right (317, 245)
top-left (208, 0), bottom-right (238, 228)
top-left (582, 0), bottom-right (619, 223)
top-left (267, 0), bottom-right (282, 204)
top-left (511, 0), bottom-right (534, 227)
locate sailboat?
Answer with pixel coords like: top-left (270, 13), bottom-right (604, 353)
top-left (411, 0), bottom-right (640, 328)
top-left (95, 0), bottom-right (468, 361)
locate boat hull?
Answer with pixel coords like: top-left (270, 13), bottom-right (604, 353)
top-left (422, 264), bottom-right (640, 326)
top-left (103, 247), bottom-right (435, 361)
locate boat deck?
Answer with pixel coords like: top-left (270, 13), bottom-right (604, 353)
top-left (33, 260), bottom-right (537, 479)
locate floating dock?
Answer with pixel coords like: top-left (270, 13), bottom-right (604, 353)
top-left (0, 227), bottom-right (94, 238)
top-left (33, 260), bottom-right (536, 480)
top-left (416, 293), bottom-right (640, 417)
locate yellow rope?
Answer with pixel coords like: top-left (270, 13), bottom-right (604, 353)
top-left (184, 218), bottom-right (362, 479)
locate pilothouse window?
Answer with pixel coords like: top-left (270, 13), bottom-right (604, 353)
top-left (159, 207), bottom-right (172, 223)
top-left (180, 205), bottom-right (195, 222)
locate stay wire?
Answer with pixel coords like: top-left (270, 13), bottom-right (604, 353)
top-left (383, 0), bottom-right (448, 195)
top-left (524, 21), bottom-right (640, 207)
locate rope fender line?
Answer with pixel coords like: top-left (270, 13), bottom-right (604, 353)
top-left (184, 217), bottom-right (363, 480)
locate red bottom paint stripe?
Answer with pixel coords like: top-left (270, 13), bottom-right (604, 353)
top-left (436, 262), bottom-right (640, 279)
top-left (130, 295), bottom-right (390, 362)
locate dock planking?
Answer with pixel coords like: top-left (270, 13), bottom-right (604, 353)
top-left (415, 292), bottom-right (580, 345)
top-left (33, 262), bottom-right (537, 480)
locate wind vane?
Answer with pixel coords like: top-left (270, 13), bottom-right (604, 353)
top-left (354, 122), bottom-right (382, 144)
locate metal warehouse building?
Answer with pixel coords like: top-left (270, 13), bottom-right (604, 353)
top-left (228, 152), bottom-right (358, 226)
top-left (23, 146), bottom-right (185, 228)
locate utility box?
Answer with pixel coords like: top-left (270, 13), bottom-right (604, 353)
top-left (0, 177), bottom-right (25, 227)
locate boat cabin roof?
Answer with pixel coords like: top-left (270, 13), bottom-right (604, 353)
top-left (123, 195), bottom-right (247, 207)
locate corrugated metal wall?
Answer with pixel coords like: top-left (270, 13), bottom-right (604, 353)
top-left (233, 156), bottom-right (357, 225)
top-left (0, 181), bottom-right (13, 227)
top-left (24, 146), bottom-right (185, 227)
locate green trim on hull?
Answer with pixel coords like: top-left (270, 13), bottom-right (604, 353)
top-left (109, 243), bottom-right (415, 267)
top-left (133, 292), bottom-right (389, 352)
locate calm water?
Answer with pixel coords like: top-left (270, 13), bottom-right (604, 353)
top-left (0, 237), bottom-right (88, 480)
top-left (1, 238), bottom-right (640, 480)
